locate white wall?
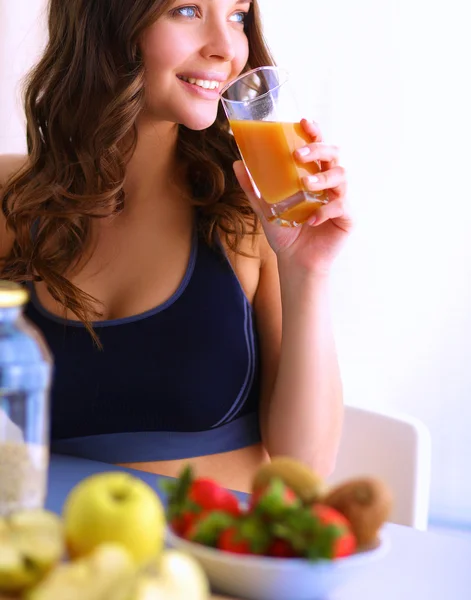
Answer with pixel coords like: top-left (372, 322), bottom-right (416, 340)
top-left (0, 0), bottom-right (47, 152)
top-left (1, 0), bottom-right (470, 527)
top-left (259, 0), bottom-right (471, 526)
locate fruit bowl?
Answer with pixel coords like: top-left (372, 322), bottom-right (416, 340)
top-left (166, 527), bottom-right (390, 600)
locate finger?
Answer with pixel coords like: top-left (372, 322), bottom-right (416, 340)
top-left (305, 182), bottom-right (347, 226)
top-left (325, 181), bottom-right (347, 201)
top-left (300, 118), bottom-right (323, 142)
top-left (303, 166), bottom-right (346, 193)
top-left (309, 198), bottom-right (352, 230)
top-left (295, 142), bottom-right (340, 166)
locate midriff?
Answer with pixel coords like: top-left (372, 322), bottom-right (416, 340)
top-left (118, 442), bottom-right (269, 493)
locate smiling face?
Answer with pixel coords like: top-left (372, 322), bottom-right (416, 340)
top-left (139, 0), bottom-right (252, 131)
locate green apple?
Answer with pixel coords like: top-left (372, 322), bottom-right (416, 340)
top-left (63, 472), bottom-right (165, 567)
top-left (0, 509), bottom-right (64, 594)
top-left (26, 542), bottom-right (137, 600)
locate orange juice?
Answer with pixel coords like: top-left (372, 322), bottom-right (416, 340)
top-left (230, 120), bottom-right (327, 224)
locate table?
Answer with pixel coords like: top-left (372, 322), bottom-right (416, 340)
top-left (46, 454), bottom-right (471, 600)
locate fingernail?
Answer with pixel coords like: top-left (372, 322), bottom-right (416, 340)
top-left (296, 147), bottom-right (310, 157)
top-left (307, 175), bottom-right (319, 184)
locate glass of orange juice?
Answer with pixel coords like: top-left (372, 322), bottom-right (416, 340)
top-left (221, 66), bottom-right (328, 227)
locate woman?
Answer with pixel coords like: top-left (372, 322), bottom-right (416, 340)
top-left (0, 0), bottom-right (352, 491)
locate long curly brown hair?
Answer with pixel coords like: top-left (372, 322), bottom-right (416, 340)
top-left (0, 0), bottom-right (274, 340)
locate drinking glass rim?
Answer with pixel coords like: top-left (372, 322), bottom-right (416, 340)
top-left (220, 66), bottom-right (289, 104)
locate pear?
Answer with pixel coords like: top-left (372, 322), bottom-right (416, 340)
top-left (26, 543), bottom-right (138, 600)
top-left (0, 509), bottom-right (64, 594)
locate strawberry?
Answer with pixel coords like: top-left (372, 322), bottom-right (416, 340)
top-left (170, 512), bottom-right (197, 537)
top-left (219, 527), bottom-right (252, 555)
top-left (162, 466), bottom-right (241, 538)
top-left (268, 538), bottom-right (299, 558)
top-left (250, 477), bottom-right (301, 521)
top-left (188, 478), bottom-right (241, 516)
top-left (185, 511), bottom-right (235, 546)
top-left (271, 503), bottom-right (356, 561)
top-left (309, 504), bottom-right (357, 559)
top-left (218, 515), bottom-right (272, 556)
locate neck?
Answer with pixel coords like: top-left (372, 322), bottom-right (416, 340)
top-left (122, 114), bottom-right (184, 212)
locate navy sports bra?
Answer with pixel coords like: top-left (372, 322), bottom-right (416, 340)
top-left (24, 221), bottom-right (262, 462)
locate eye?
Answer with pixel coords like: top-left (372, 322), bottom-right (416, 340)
top-left (171, 5), bottom-right (200, 19)
top-left (229, 11), bottom-right (248, 24)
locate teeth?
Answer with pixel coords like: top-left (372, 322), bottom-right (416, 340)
top-left (179, 76), bottom-right (220, 90)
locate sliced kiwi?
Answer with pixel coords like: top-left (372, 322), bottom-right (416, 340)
top-left (324, 478), bottom-right (393, 548)
top-left (252, 457), bottom-right (327, 504)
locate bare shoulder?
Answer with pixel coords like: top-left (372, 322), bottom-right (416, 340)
top-left (0, 154), bottom-right (29, 256)
top-left (0, 154), bottom-right (28, 185)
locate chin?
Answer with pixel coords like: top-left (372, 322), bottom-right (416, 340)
top-left (180, 107), bottom-right (220, 131)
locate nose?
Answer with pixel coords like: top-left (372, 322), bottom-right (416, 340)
top-left (200, 19), bottom-right (236, 62)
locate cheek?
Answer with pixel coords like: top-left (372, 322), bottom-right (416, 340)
top-left (140, 27), bottom-right (187, 81)
top-left (234, 36), bottom-right (250, 75)
top-left (142, 34), bottom-right (178, 78)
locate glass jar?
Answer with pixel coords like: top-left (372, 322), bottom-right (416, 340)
top-left (0, 281), bottom-right (53, 515)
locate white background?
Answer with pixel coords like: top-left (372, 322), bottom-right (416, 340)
top-left (1, 0), bottom-right (470, 528)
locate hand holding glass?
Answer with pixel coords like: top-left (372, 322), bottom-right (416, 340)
top-left (221, 67), bottom-right (328, 227)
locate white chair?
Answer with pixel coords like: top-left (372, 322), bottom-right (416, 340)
top-left (327, 405), bottom-right (432, 530)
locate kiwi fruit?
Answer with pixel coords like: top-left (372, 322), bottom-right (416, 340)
top-left (324, 478), bottom-right (393, 547)
top-left (252, 457), bottom-right (326, 504)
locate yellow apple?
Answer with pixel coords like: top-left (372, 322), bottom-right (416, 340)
top-left (26, 542), bottom-right (137, 600)
top-left (0, 509), bottom-right (64, 594)
top-left (63, 472), bottom-right (165, 566)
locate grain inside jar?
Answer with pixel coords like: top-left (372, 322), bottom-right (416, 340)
top-left (0, 441), bottom-right (49, 515)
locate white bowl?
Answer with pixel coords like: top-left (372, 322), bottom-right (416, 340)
top-left (166, 528), bottom-right (390, 600)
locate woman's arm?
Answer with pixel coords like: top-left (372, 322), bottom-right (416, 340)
top-left (235, 119), bottom-right (352, 478)
top-left (254, 242), bottom-right (343, 478)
